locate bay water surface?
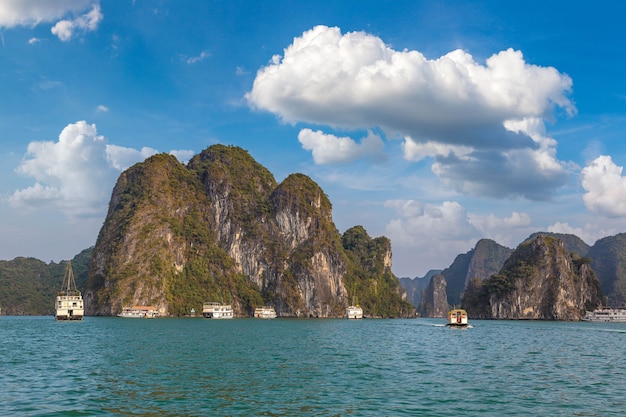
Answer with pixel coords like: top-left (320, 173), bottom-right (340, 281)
top-left (1, 316), bottom-right (624, 416)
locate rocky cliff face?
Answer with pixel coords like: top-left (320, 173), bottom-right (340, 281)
top-left (342, 226), bottom-right (413, 317)
top-left (587, 233), bottom-right (626, 306)
top-left (417, 274), bottom-right (449, 318)
top-left (465, 239), bottom-right (513, 287)
top-left (440, 239), bottom-right (512, 307)
top-left (462, 235), bottom-right (603, 320)
top-left (86, 145), bottom-right (409, 317)
top-left (399, 269), bottom-right (441, 308)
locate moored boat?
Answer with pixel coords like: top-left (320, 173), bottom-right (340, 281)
top-left (55, 261), bottom-right (84, 321)
top-left (117, 306), bottom-right (159, 318)
top-left (202, 302), bottom-right (233, 319)
top-left (446, 308), bottom-right (468, 327)
top-left (346, 305), bottom-right (363, 319)
top-left (254, 306), bottom-right (277, 319)
top-left (582, 307), bottom-right (626, 322)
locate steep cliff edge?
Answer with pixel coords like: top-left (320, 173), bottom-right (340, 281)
top-left (587, 233), bottom-right (626, 306)
top-left (86, 145), bottom-right (410, 317)
top-left (462, 235), bottom-right (603, 320)
top-left (417, 274), bottom-right (449, 318)
top-left (439, 238), bottom-right (512, 307)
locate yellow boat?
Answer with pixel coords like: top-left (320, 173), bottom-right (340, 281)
top-left (446, 308), bottom-right (468, 327)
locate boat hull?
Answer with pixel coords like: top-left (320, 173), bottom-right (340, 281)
top-left (202, 302), bottom-right (233, 319)
top-left (55, 313), bottom-right (84, 321)
top-left (254, 307), bottom-right (277, 319)
top-left (582, 308), bottom-right (626, 322)
top-left (55, 295), bottom-right (84, 321)
top-left (346, 306), bottom-right (363, 319)
top-left (117, 306), bottom-right (159, 318)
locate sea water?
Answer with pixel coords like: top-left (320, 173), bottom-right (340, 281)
top-left (0, 316), bottom-right (624, 416)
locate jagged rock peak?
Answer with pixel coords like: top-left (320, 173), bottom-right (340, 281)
top-left (417, 274), bottom-right (449, 318)
top-left (86, 144), bottom-right (412, 318)
top-left (462, 235), bottom-right (603, 320)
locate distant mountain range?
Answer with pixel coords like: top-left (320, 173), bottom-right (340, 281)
top-left (400, 231), bottom-right (626, 318)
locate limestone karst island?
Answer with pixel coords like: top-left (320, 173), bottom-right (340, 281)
top-left (1, 145), bottom-right (626, 321)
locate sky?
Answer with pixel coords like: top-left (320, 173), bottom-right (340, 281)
top-left (2, 0), bottom-right (626, 278)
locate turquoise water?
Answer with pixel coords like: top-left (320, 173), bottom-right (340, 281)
top-left (1, 317), bottom-right (625, 416)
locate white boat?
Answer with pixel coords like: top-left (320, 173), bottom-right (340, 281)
top-left (446, 308), bottom-right (468, 327)
top-left (346, 305), bottom-right (363, 319)
top-left (55, 261), bottom-right (84, 321)
top-left (117, 306), bottom-right (159, 318)
top-left (582, 307), bottom-right (626, 322)
top-left (253, 306), bottom-right (277, 319)
top-left (202, 302), bottom-right (233, 319)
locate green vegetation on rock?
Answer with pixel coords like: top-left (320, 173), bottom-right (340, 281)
top-left (342, 226), bottom-right (414, 317)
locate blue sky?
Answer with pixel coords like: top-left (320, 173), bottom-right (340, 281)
top-left (2, 0), bottom-right (626, 277)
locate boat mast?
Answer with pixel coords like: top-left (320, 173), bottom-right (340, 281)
top-left (62, 260), bottom-right (78, 294)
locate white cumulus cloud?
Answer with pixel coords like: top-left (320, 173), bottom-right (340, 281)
top-left (10, 121), bottom-right (194, 219)
top-left (384, 200), bottom-right (479, 244)
top-left (384, 199), bottom-right (481, 272)
top-left (0, 0), bottom-right (101, 41)
top-left (298, 128), bottom-right (385, 164)
top-left (247, 25), bottom-right (575, 200)
top-left (581, 155), bottom-right (626, 217)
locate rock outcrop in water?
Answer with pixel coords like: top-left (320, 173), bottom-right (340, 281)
top-left (461, 235), bottom-right (603, 320)
top-left (85, 145), bottom-right (412, 317)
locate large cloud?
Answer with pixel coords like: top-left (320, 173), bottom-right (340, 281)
top-left (0, 0), bottom-right (101, 41)
top-left (581, 155), bottom-right (626, 217)
top-left (9, 121), bottom-right (191, 219)
top-left (247, 25), bottom-right (575, 199)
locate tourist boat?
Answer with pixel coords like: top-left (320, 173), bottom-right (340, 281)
top-left (446, 308), bottom-right (468, 327)
top-left (55, 261), bottom-right (84, 321)
top-left (117, 306), bottom-right (159, 318)
top-left (253, 306), bottom-right (277, 319)
top-left (582, 307), bottom-right (626, 322)
top-left (346, 304), bottom-right (363, 319)
top-left (202, 302), bottom-right (233, 319)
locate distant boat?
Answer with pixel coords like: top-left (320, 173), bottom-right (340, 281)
top-left (346, 305), bottom-right (363, 319)
top-left (117, 306), bottom-right (159, 318)
top-left (582, 307), bottom-right (626, 322)
top-left (446, 308), bottom-right (468, 327)
top-left (202, 302), bottom-right (233, 319)
top-left (253, 306), bottom-right (277, 319)
top-left (55, 261), bottom-right (84, 321)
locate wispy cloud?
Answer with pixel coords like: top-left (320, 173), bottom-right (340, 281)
top-left (184, 50), bottom-right (211, 64)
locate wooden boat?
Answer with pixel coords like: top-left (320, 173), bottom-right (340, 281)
top-left (55, 261), bottom-right (84, 321)
top-left (253, 306), bottom-right (277, 319)
top-left (446, 308), bottom-right (468, 327)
